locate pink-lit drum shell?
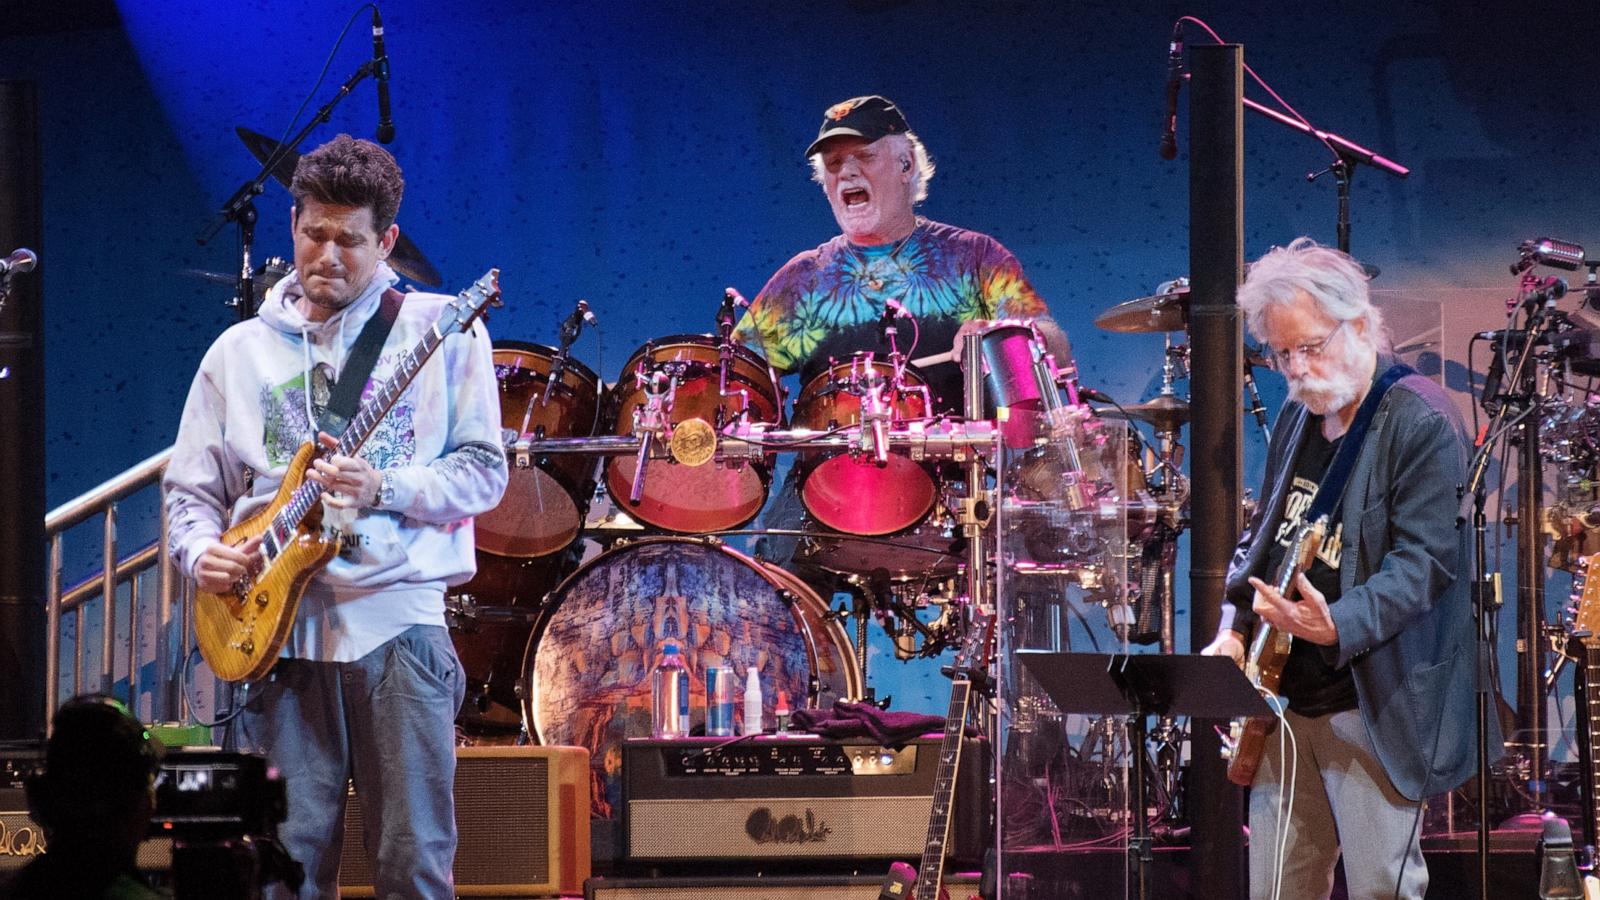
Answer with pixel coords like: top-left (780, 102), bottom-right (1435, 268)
top-left (520, 537), bottom-right (861, 818)
top-left (604, 336), bottom-right (782, 533)
top-left (793, 357), bottom-right (937, 536)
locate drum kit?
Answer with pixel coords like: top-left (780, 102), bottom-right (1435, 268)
top-left (407, 270), bottom-right (1235, 819)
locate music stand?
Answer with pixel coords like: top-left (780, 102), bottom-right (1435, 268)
top-left (1017, 651), bottom-right (1269, 900)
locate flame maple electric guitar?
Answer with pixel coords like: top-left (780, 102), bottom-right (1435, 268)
top-left (194, 270), bottom-right (501, 682)
top-left (878, 612), bottom-right (994, 900)
top-left (1220, 513), bottom-right (1329, 787)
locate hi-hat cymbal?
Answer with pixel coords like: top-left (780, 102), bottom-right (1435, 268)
top-left (1103, 394), bottom-right (1190, 431)
top-left (235, 126), bottom-right (442, 287)
top-left (1095, 282), bottom-right (1189, 333)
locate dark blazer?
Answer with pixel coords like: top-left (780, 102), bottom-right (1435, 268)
top-left (1217, 357), bottom-right (1503, 801)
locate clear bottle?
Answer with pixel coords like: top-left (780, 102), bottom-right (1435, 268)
top-left (742, 667), bottom-right (764, 736)
top-left (651, 640), bottom-right (690, 739)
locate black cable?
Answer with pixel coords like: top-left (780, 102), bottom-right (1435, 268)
top-left (259, 4), bottom-right (377, 182)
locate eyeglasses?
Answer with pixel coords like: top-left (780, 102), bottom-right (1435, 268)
top-left (1266, 320), bottom-right (1348, 370)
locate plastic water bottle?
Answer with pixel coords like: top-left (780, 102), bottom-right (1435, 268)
top-left (651, 641), bottom-right (690, 739)
top-left (742, 667), bottom-right (764, 736)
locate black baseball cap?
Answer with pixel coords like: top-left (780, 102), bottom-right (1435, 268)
top-left (805, 95), bottom-right (911, 157)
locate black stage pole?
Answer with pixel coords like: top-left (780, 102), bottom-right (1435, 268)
top-left (0, 80), bottom-right (46, 741)
top-left (1185, 43), bottom-right (1247, 900)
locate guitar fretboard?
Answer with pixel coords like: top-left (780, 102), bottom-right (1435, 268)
top-left (915, 676), bottom-right (971, 900)
top-left (1577, 639), bottom-right (1600, 846)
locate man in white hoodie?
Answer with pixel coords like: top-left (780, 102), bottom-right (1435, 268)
top-left (164, 134), bottom-right (507, 898)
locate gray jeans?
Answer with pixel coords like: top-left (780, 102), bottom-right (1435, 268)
top-left (231, 624), bottom-right (466, 900)
top-left (1248, 707), bottom-right (1427, 900)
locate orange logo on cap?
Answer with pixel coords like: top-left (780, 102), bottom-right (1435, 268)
top-left (825, 99), bottom-right (863, 121)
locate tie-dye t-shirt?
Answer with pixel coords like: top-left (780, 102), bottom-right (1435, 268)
top-left (732, 218), bottom-right (1050, 410)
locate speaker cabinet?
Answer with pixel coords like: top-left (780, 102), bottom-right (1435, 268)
top-left (339, 745), bottom-right (590, 898)
top-left (0, 786), bottom-right (45, 875)
top-left (585, 873), bottom-right (980, 899)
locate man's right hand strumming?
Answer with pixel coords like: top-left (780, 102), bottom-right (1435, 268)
top-left (194, 536), bottom-right (261, 594)
top-left (1201, 630), bottom-right (1246, 666)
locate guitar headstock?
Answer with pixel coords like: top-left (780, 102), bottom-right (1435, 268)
top-left (1572, 554), bottom-right (1600, 639)
top-left (951, 606), bottom-right (997, 684)
top-left (441, 268), bottom-right (503, 333)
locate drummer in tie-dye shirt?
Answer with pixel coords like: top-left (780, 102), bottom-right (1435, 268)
top-left (732, 94), bottom-right (1073, 410)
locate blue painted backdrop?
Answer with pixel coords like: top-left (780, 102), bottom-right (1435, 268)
top-left (4, 0), bottom-right (1598, 719)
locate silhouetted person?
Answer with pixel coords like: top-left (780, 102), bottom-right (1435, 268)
top-left (1, 695), bottom-right (168, 900)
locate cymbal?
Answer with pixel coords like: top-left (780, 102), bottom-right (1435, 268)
top-left (1103, 394), bottom-right (1189, 431)
top-left (182, 257), bottom-right (293, 293)
top-left (1095, 284), bottom-right (1189, 333)
top-left (234, 126), bottom-right (442, 287)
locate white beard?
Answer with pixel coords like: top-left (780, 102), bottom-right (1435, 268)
top-left (1288, 368), bottom-right (1364, 416)
top-left (1286, 336), bottom-right (1373, 417)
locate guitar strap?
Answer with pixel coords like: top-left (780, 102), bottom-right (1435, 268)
top-left (317, 287), bottom-right (405, 436)
top-left (1305, 362), bottom-right (1415, 522)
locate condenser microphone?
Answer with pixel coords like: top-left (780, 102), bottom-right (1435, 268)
top-left (371, 8), bottom-right (395, 144)
top-left (0, 248), bottom-right (37, 276)
top-left (1158, 21), bottom-right (1183, 160)
top-left (1513, 237), bottom-right (1585, 275)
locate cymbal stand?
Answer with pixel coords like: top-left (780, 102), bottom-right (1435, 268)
top-left (961, 330), bottom-right (992, 617)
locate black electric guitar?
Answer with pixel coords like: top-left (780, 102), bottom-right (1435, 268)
top-left (194, 270), bottom-right (501, 681)
top-left (879, 611), bottom-right (994, 900)
top-left (1571, 554), bottom-right (1600, 865)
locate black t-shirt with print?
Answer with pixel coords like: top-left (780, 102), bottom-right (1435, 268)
top-left (1263, 419), bottom-right (1359, 717)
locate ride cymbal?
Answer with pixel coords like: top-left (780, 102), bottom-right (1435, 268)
top-left (1094, 282), bottom-right (1189, 333)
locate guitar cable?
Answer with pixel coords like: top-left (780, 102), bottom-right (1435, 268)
top-left (1257, 685), bottom-right (1297, 900)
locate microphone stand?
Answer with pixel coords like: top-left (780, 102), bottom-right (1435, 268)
top-left (197, 57), bottom-right (385, 321)
top-left (1239, 92), bottom-right (1408, 255)
top-left (1461, 281), bottom-right (1561, 900)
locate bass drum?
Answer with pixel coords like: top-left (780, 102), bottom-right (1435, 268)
top-left (520, 537), bottom-right (862, 818)
top-left (448, 550), bottom-right (577, 735)
top-left (475, 341), bottom-right (601, 558)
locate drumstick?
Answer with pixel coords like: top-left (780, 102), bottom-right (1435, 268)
top-left (910, 350), bottom-right (954, 368)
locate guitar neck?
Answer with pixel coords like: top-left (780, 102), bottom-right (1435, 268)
top-left (273, 318), bottom-right (447, 537)
top-left (1577, 639), bottom-right (1600, 847)
top-left (914, 676), bottom-right (972, 900)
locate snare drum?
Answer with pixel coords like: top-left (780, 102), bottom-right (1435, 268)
top-left (604, 335), bottom-right (782, 533)
top-left (474, 341), bottom-right (601, 558)
top-left (520, 537), bottom-right (861, 817)
top-left (793, 352), bottom-right (937, 536)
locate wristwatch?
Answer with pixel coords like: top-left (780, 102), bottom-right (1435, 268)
top-left (377, 471), bottom-right (396, 509)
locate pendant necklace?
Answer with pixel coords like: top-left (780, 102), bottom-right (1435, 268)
top-left (853, 218), bottom-right (922, 291)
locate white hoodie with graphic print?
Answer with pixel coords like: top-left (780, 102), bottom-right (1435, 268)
top-left (163, 262), bottom-right (508, 661)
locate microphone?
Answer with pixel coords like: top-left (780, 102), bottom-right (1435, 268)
top-left (1158, 21), bottom-right (1183, 161)
top-left (1513, 237), bottom-right (1585, 275)
top-left (371, 9), bottom-right (394, 144)
top-left (0, 248), bottom-right (37, 277)
top-left (1078, 386), bottom-right (1116, 404)
top-left (560, 299), bottom-right (596, 339)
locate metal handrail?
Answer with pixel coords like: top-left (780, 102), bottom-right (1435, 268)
top-left (43, 446), bottom-right (182, 730)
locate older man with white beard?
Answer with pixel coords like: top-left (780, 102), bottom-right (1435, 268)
top-left (732, 94), bottom-right (1071, 414)
top-left (1201, 238), bottom-right (1494, 899)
